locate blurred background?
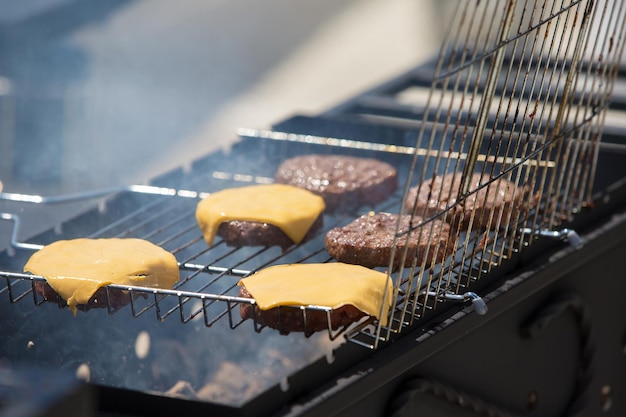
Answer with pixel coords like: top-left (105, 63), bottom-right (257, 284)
top-left (0, 0), bottom-right (449, 245)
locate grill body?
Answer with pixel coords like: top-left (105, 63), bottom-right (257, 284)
top-left (0, 84), bottom-right (624, 417)
top-left (1, 0), bottom-right (626, 416)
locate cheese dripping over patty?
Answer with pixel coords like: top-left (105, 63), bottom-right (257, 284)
top-left (195, 184), bottom-right (325, 246)
top-left (24, 238), bottom-right (180, 315)
top-left (238, 263), bottom-right (393, 325)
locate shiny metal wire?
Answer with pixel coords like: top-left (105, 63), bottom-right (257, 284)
top-left (346, 0), bottom-right (626, 349)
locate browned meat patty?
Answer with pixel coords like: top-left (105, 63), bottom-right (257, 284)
top-left (238, 285), bottom-right (366, 334)
top-left (325, 212), bottom-right (453, 269)
top-left (274, 154), bottom-right (398, 212)
top-left (33, 281), bottom-right (133, 311)
top-left (216, 214), bottom-right (323, 251)
top-left (405, 173), bottom-right (529, 230)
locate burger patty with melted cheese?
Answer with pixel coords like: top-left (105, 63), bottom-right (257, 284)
top-left (24, 238), bottom-right (180, 314)
top-left (195, 183), bottom-right (325, 249)
top-left (238, 263), bottom-right (393, 333)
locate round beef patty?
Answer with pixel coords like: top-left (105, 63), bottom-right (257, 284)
top-left (24, 238), bottom-right (179, 314)
top-left (325, 212), bottom-right (454, 269)
top-left (34, 281), bottom-right (133, 311)
top-left (216, 214), bottom-right (323, 251)
top-left (274, 154), bottom-right (398, 212)
top-left (405, 172), bottom-right (528, 230)
top-left (238, 285), bottom-right (367, 334)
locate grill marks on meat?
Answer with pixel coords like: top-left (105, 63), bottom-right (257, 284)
top-left (217, 215), bottom-right (323, 251)
top-left (406, 173), bottom-right (529, 230)
top-left (238, 285), bottom-right (366, 334)
top-left (325, 212), bottom-right (453, 269)
top-left (275, 155), bottom-right (398, 212)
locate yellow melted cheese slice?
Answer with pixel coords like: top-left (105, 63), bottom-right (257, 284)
top-left (238, 263), bottom-right (393, 325)
top-left (195, 184), bottom-right (325, 246)
top-left (24, 238), bottom-right (180, 315)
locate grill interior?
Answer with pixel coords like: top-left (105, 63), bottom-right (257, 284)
top-left (0, 0), bottom-right (625, 412)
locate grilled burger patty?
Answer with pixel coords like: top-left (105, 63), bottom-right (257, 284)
top-left (195, 184), bottom-right (325, 250)
top-left (216, 214), bottom-right (323, 251)
top-left (274, 154), bottom-right (398, 212)
top-left (405, 172), bottom-right (528, 230)
top-left (238, 285), bottom-right (366, 334)
top-left (325, 212), bottom-right (453, 269)
top-left (237, 263), bottom-right (392, 335)
top-left (33, 281), bottom-right (131, 311)
top-left (24, 238), bottom-right (180, 314)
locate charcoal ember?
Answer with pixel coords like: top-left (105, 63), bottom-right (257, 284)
top-left (165, 380), bottom-right (199, 399)
top-left (197, 362), bottom-right (258, 404)
top-left (197, 340), bottom-right (336, 405)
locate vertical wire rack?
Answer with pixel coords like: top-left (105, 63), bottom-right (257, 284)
top-left (347, 0), bottom-right (626, 349)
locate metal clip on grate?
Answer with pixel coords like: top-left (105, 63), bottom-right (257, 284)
top-left (521, 227), bottom-right (584, 249)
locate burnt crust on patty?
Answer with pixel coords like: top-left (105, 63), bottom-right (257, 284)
top-left (216, 214), bottom-right (323, 251)
top-left (405, 172), bottom-right (529, 230)
top-left (274, 154), bottom-right (398, 212)
top-left (325, 212), bottom-right (453, 270)
top-left (238, 285), bottom-right (367, 334)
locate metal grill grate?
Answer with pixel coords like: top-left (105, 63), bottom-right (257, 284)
top-left (0, 154), bottom-right (410, 341)
top-left (0, 0), bottom-right (625, 351)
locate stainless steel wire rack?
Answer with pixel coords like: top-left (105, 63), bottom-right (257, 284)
top-left (350, 0), bottom-right (626, 348)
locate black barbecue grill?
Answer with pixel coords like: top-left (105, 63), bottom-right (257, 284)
top-left (1, 0), bottom-right (626, 416)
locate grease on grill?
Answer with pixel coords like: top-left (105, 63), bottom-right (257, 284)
top-left (23, 238), bottom-right (180, 315)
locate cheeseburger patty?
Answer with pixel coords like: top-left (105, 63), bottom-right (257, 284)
top-left (238, 285), bottom-right (367, 334)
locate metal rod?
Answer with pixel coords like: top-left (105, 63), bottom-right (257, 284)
top-left (460, 0), bottom-right (517, 196)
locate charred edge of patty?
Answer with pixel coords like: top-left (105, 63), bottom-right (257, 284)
top-left (217, 214), bottom-right (323, 251)
top-left (238, 285), bottom-right (366, 335)
top-left (33, 281), bottom-right (139, 311)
